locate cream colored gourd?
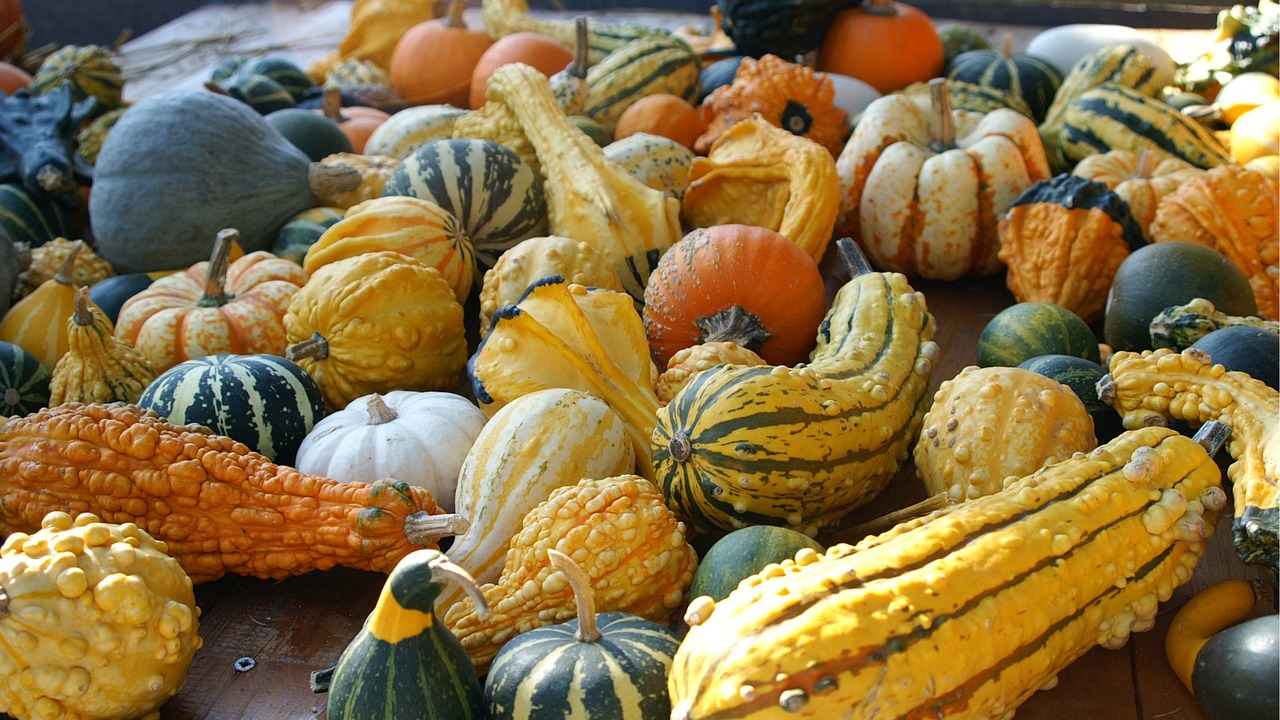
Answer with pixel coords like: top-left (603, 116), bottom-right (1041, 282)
top-left (363, 104), bottom-right (468, 160)
top-left (914, 364), bottom-right (1098, 502)
top-left (477, 235), bottom-right (624, 336)
top-left (0, 511), bottom-right (202, 720)
top-left (433, 387), bottom-right (635, 613)
top-left (294, 391), bottom-right (487, 512)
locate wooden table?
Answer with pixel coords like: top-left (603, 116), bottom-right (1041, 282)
top-left (17, 3), bottom-right (1279, 719)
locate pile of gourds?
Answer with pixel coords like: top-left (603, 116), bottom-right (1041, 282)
top-left (0, 0), bottom-right (1278, 718)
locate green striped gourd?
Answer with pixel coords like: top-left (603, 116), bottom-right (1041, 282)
top-left (670, 423), bottom-right (1230, 720)
top-left (219, 73), bottom-right (296, 115)
top-left (136, 353), bottom-right (327, 466)
top-left (480, 0), bottom-right (674, 64)
top-left (432, 387), bottom-right (635, 613)
top-left (484, 550), bottom-right (679, 720)
top-left (582, 35), bottom-right (702, 132)
top-left (30, 44), bottom-right (123, 113)
top-left (382, 138), bottom-right (547, 269)
top-left (947, 35), bottom-right (1063, 122)
top-left (229, 56), bottom-right (316, 102)
top-left (1039, 44), bottom-right (1165, 172)
top-left (1058, 84), bottom-right (1234, 169)
top-left (895, 79), bottom-right (1034, 118)
top-left (652, 240), bottom-right (939, 534)
top-left (0, 183), bottom-right (68, 247)
top-left (272, 206), bottom-right (345, 266)
top-left (0, 340), bottom-right (50, 416)
top-left (364, 104), bottom-right (468, 161)
top-left (326, 549), bottom-right (489, 720)
top-left (602, 133), bottom-right (696, 202)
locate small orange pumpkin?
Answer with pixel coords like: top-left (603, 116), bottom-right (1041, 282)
top-left (316, 88), bottom-right (389, 154)
top-left (113, 229), bottom-right (309, 374)
top-left (388, 0), bottom-right (493, 108)
top-left (642, 224), bottom-right (827, 369)
top-left (0, 59), bottom-right (29, 94)
top-left (469, 32), bottom-right (574, 110)
top-left (816, 0), bottom-right (944, 95)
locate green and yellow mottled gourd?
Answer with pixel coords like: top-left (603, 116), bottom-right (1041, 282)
top-left (670, 423), bottom-right (1230, 720)
top-left (580, 34), bottom-right (701, 133)
top-left (49, 287), bottom-right (156, 406)
top-left (652, 240), bottom-right (938, 534)
top-left (1149, 297), bottom-right (1280, 351)
top-left (480, 0), bottom-right (673, 64)
top-left (1098, 347), bottom-right (1280, 569)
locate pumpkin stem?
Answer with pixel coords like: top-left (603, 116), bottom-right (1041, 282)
top-left (928, 78), bottom-right (955, 152)
top-left (669, 429), bottom-right (692, 463)
top-left (53, 240), bottom-right (82, 288)
top-left (307, 161), bottom-right (363, 198)
top-left (365, 394), bottom-right (400, 425)
top-left (402, 511), bottom-right (470, 547)
top-left (285, 332), bottom-right (330, 362)
top-left (1192, 419), bottom-right (1231, 458)
top-left (547, 549), bottom-right (602, 643)
top-left (427, 554), bottom-right (491, 620)
top-left (567, 17), bottom-right (590, 79)
top-left (443, 0), bottom-right (468, 28)
top-left (696, 305), bottom-right (770, 354)
top-left (823, 492), bottom-right (953, 545)
top-left (1133, 149), bottom-right (1157, 180)
top-left (1001, 32), bottom-right (1014, 58)
top-left (835, 237), bottom-right (874, 277)
top-left (860, 0), bottom-right (898, 16)
top-left (72, 286), bottom-right (94, 326)
top-left (197, 229), bottom-right (238, 308)
top-left (321, 87), bottom-right (346, 123)
top-left (202, 81), bottom-right (231, 97)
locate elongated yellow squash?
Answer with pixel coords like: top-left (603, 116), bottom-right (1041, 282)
top-left (670, 424), bottom-right (1228, 720)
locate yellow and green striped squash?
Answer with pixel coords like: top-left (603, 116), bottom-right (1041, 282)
top-left (581, 34), bottom-right (701, 133)
top-left (30, 44), bottom-right (124, 112)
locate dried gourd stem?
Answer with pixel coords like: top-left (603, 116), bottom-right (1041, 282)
top-left (285, 331), bottom-right (330, 362)
top-left (427, 554), bottom-right (491, 619)
top-left (72, 286), bottom-right (94, 326)
top-left (929, 78), bottom-right (955, 151)
top-left (1133, 149), bottom-right (1157, 180)
top-left (53, 240), bottom-right (83, 287)
top-left (696, 305), bottom-right (770, 352)
top-left (835, 237), bottom-right (874, 278)
top-left (567, 17), bottom-right (590, 79)
top-left (402, 511), bottom-right (469, 547)
top-left (823, 492), bottom-right (954, 545)
top-left (443, 0), bottom-right (469, 28)
top-left (547, 548), bottom-right (602, 643)
top-left (322, 87), bottom-right (345, 123)
top-left (1192, 419), bottom-right (1231, 458)
top-left (365, 394), bottom-right (399, 425)
top-left (198, 229), bottom-right (238, 307)
top-left (307, 161), bottom-right (363, 197)
top-left (1001, 31), bottom-right (1014, 58)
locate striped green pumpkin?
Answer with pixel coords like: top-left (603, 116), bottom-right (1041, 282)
top-left (1059, 84), bottom-right (1234, 169)
top-left (0, 340), bottom-right (50, 416)
top-left (222, 73), bottom-right (297, 115)
top-left (273, 206), bottom-right (344, 266)
top-left (232, 56), bottom-right (316, 101)
top-left (326, 549), bottom-right (486, 720)
top-left (30, 44), bottom-right (124, 113)
top-left (136, 353), bottom-right (326, 466)
top-left (896, 79), bottom-right (1035, 118)
top-left (976, 300), bottom-right (1102, 368)
top-left (0, 183), bottom-right (69, 247)
top-left (948, 41), bottom-right (1063, 122)
top-left (383, 139), bottom-right (547, 269)
top-left (582, 35), bottom-right (701, 132)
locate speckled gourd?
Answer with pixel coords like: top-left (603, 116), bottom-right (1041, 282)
top-left (49, 287), bottom-right (156, 406)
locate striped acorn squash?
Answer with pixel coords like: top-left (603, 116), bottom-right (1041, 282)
top-left (326, 549), bottom-right (488, 720)
top-left (382, 138), bottom-right (547, 269)
top-left (30, 44), bottom-right (123, 113)
top-left (136, 352), bottom-right (327, 466)
top-left (669, 422), bottom-right (1229, 719)
top-left (1058, 84), bottom-right (1234, 169)
top-left (602, 133), bottom-right (696, 203)
top-left (652, 240), bottom-right (939, 534)
top-left (0, 182), bottom-right (68, 247)
top-left (0, 340), bottom-right (50, 416)
top-left (484, 550), bottom-right (680, 720)
top-left (947, 35), bottom-right (1063, 122)
top-left (581, 34), bottom-right (702, 133)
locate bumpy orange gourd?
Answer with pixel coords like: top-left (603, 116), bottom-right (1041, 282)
top-left (113, 229), bottom-right (308, 374)
top-left (1071, 149), bottom-right (1204, 239)
top-left (0, 402), bottom-right (462, 584)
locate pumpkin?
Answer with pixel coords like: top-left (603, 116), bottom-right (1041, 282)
top-left (996, 173), bottom-right (1146, 323)
top-left (839, 82), bottom-right (1049, 278)
top-left (0, 239), bottom-right (85, 371)
top-left (816, 0), bottom-right (944, 95)
top-left (469, 32), bottom-right (574, 110)
top-left (326, 549), bottom-right (489, 720)
top-left (284, 251), bottom-right (468, 411)
top-left (389, 0), bottom-right (492, 108)
top-left (295, 391), bottom-right (486, 512)
top-left (363, 104), bottom-right (468, 161)
top-left (948, 33), bottom-right (1064, 122)
top-left (695, 54), bottom-right (849, 157)
top-left (614, 92), bottom-right (706, 150)
top-left (484, 549), bottom-right (681, 720)
top-left (48, 287), bottom-right (156, 407)
top-left (310, 152), bottom-right (398, 210)
top-left (642, 225), bottom-right (826, 369)
top-left (433, 387), bottom-right (636, 614)
top-left (0, 402), bottom-right (462, 583)
top-left (0, 339), bottom-right (48, 416)
top-left (382, 138), bottom-right (548, 269)
top-left (654, 340), bottom-right (767, 406)
top-left (0, 511), bottom-right (201, 720)
top-left (113, 229), bottom-right (308, 374)
top-left (304, 0), bottom-right (440, 84)
top-left (683, 116), bottom-right (841, 264)
top-left (976, 300), bottom-right (1102, 367)
top-left (1070, 149), bottom-right (1204, 239)
top-left (913, 364), bottom-right (1097, 502)
top-left (90, 90), bottom-right (361, 274)
top-left (1230, 100), bottom-right (1280, 164)
top-left (1147, 164), bottom-right (1279, 320)
top-left (29, 44), bottom-right (123, 114)
top-left (0, 0), bottom-right (25, 63)
top-left (316, 90), bottom-right (389, 154)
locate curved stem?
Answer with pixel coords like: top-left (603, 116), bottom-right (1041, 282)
top-left (443, 0), bottom-right (468, 28)
top-left (198, 229), bottom-right (237, 308)
top-left (836, 237), bottom-right (874, 277)
top-left (402, 511), bottom-right (469, 547)
top-left (568, 17), bottom-right (590, 79)
top-left (547, 549), bottom-right (601, 642)
top-left (53, 240), bottom-right (82, 287)
top-left (307, 161), bottom-right (362, 197)
top-left (72, 285), bottom-right (94, 326)
top-left (427, 554), bottom-right (491, 620)
top-left (321, 87), bottom-right (346, 123)
top-left (860, 0), bottom-right (898, 16)
top-left (365, 394), bottom-right (399, 425)
top-left (1132, 149), bottom-right (1157, 180)
top-left (1001, 32), bottom-right (1014, 58)
top-left (285, 332), bottom-right (330, 362)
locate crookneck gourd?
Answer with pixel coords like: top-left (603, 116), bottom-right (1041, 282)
top-left (0, 402), bottom-right (465, 583)
top-left (1149, 297), bottom-right (1280, 351)
top-left (49, 287), bottom-right (156, 406)
top-left (670, 423), bottom-right (1230, 720)
top-left (652, 239), bottom-right (939, 534)
top-left (1098, 347), bottom-right (1279, 570)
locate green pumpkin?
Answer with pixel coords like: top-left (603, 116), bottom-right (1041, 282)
top-left (948, 35), bottom-right (1063, 122)
top-left (0, 340), bottom-right (50, 416)
top-left (689, 525), bottom-right (824, 603)
top-left (327, 549), bottom-right (487, 720)
top-left (977, 301), bottom-right (1101, 368)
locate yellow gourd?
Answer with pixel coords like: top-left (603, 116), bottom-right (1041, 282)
top-left (49, 287), bottom-right (156, 406)
top-left (0, 240), bottom-right (84, 370)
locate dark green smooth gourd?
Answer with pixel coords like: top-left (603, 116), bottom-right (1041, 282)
top-left (1191, 614), bottom-right (1279, 720)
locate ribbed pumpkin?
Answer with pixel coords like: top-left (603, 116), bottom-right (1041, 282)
top-left (136, 352), bottom-right (327, 466)
top-left (948, 33), bottom-right (1063, 122)
top-left (29, 44), bottom-right (123, 113)
top-left (388, 0), bottom-right (492, 108)
top-left (484, 550), bottom-right (680, 720)
top-left (303, 195), bottom-right (475, 303)
top-left (113, 229), bottom-right (309, 374)
top-left (382, 138), bottom-right (548, 269)
top-left (1071, 149), bottom-right (1204, 239)
top-left (643, 225), bottom-right (826, 369)
top-left (0, 339), bottom-right (49, 416)
top-left (0, 240), bottom-right (85, 371)
top-left (49, 287), bottom-right (156, 406)
top-left (284, 251), bottom-right (468, 411)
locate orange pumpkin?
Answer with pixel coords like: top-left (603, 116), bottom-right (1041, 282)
top-left (816, 0), bottom-right (944, 95)
top-left (0, 0), bottom-right (25, 64)
top-left (114, 229), bottom-right (308, 374)
top-left (614, 93), bottom-right (706, 150)
top-left (389, 0), bottom-right (493, 108)
top-left (469, 32), bottom-right (574, 109)
top-left (0, 59), bottom-right (29, 94)
top-left (642, 224), bottom-right (826, 368)
top-left (316, 88), bottom-right (389, 154)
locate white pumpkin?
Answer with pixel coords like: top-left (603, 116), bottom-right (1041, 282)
top-left (294, 390), bottom-right (487, 512)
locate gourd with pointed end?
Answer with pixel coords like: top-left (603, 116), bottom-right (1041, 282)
top-left (485, 549), bottom-right (681, 720)
top-left (327, 549), bottom-right (490, 720)
top-left (49, 287), bottom-right (156, 406)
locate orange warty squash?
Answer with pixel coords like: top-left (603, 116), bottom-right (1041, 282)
top-left (816, 0), bottom-right (944, 95)
top-left (643, 224), bottom-right (826, 369)
top-left (113, 229), bottom-right (308, 374)
top-left (388, 0), bottom-right (492, 108)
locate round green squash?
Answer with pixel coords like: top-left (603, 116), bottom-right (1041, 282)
top-left (136, 353), bottom-right (326, 466)
top-left (266, 108), bottom-right (354, 161)
top-left (1190, 325), bottom-right (1280, 390)
top-left (948, 37), bottom-right (1063, 122)
top-left (0, 340), bottom-right (50, 416)
top-left (977, 301), bottom-right (1101, 368)
top-left (1103, 242), bottom-right (1258, 353)
top-left (689, 525), bottom-right (825, 602)
top-left (1192, 614), bottom-right (1279, 720)
top-left (1017, 354), bottom-right (1124, 441)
